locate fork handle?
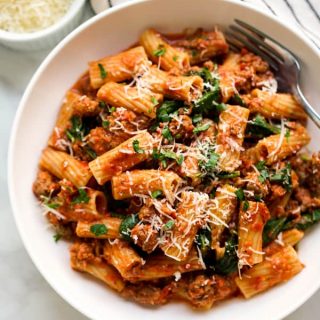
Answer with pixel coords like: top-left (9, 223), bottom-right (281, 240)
top-left (294, 84), bottom-right (320, 129)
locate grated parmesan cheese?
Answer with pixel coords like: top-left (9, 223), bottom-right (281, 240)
top-left (0, 0), bottom-right (73, 33)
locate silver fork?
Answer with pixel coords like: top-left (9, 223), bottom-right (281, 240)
top-left (226, 19), bottom-right (320, 129)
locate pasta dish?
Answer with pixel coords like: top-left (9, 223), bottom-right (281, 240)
top-left (32, 27), bottom-right (320, 309)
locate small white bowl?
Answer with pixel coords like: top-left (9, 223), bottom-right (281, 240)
top-left (0, 0), bottom-right (86, 51)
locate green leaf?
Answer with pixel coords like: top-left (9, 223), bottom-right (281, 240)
top-left (72, 188), bottom-right (90, 204)
top-left (235, 188), bottom-right (245, 201)
top-left (163, 220), bottom-right (175, 230)
top-left (102, 120), bottom-right (110, 128)
top-left (53, 233), bottom-right (62, 243)
top-left (162, 126), bottom-right (173, 142)
top-left (255, 160), bottom-right (269, 183)
top-left (195, 228), bottom-right (211, 256)
top-left (243, 200), bottom-right (249, 212)
top-left (199, 152), bottom-right (220, 173)
top-left (263, 217), bottom-right (287, 245)
top-left (85, 146), bottom-right (97, 160)
top-left (156, 100), bottom-right (182, 122)
top-left (153, 149), bottom-right (184, 166)
top-left (153, 45), bottom-right (166, 57)
top-left (98, 63), bottom-right (107, 79)
top-left (213, 235), bottom-right (238, 275)
top-left (270, 163), bottom-right (292, 191)
top-left (47, 202), bottom-right (60, 209)
top-left (151, 96), bottom-right (158, 105)
top-left (132, 140), bottom-right (144, 154)
top-left (192, 114), bottom-right (203, 124)
top-left (229, 94), bottom-right (245, 107)
top-left (151, 190), bottom-right (162, 199)
top-left (286, 210), bottom-right (320, 231)
top-left (66, 116), bottom-right (84, 143)
top-left (172, 55), bottom-right (179, 62)
top-left (90, 224), bottom-right (108, 236)
top-left (246, 115), bottom-right (280, 138)
top-left (193, 123), bottom-right (210, 134)
top-left (119, 214), bottom-right (139, 241)
top-left (216, 171), bottom-right (240, 179)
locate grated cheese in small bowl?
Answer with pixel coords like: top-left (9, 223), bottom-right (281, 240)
top-left (0, 0), bottom-right (86, 50)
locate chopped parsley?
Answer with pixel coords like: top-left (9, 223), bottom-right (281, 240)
top-left (153, 45), bottom-right (166, 57)
top-left (163, 220), bottom-right (175, 230)
top-left (66, 116), bottom-right (84, 143)
top-left (192, 114), bottom-right (203, 124)
top-left (98, 63), bottom-right (107, 79)
top-left (270, 163), bottom-right (292, 191)
top-left (173, 55), bottom-right (179, 62)
top-left (151, 190), bottom-right (162, 199)
top-left (102, 120), bottom-right (110, 128)
top-left (256, 160), bottom-right (269, 183)
top-left (119, 214), bottom-right (139, 241)
top-left (53, 233), bottom-right (62, 243)
top-left (72, 188), bottom-right (90, 204)
top-left (90, 224), bottom-right (108, 236)
top-left (152, 149), bottom-right (184, 167)
top-left (193, 123), bottom-right (210, 134)
top-left (132, 140), bottom-right (144, 154)
top-left (235, 188), bottom-right (245, 201)
top-left (162, 126), bottom-right (173, 142)
top-left (151, 96), bottom-right (158, 105)
top-left (242, 200), bottom-right (249, 212)
top-left (199, 152), bottom-right (219, 173)
top-left (285, 129), bottom-right (291, 141)
top-left (156, 100), bottom-right (183, 123)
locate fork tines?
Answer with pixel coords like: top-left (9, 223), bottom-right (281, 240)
top-left (226, 19), bottom-right (289, 71)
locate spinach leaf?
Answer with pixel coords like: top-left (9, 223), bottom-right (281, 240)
top-left (156, 100), bottom-right (183, 123)
top-left (263, 217), bottom-right (287, 245)
top-left (284, 210), bottom-right (320, 231)
top-left (246, 115), bottom-right (280, 138)
top-left (213, 235), bottom-right (238, 275)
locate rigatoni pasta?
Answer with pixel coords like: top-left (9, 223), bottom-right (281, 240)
top-left (33, 26), bottom-right (319, 311)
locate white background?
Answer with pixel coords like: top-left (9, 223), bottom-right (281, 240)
top-left (1, 1), bottom-right (319, 319)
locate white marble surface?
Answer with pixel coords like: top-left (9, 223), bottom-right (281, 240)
top-left (0, 3), bottom-right (319, 320)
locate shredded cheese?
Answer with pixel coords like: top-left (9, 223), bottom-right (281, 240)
top-left (0, 0), bottom-right (73, 33)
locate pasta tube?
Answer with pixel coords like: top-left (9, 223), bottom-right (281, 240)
top-left (248, 89), bottom-right (307, 120)
top-left (97, 81), bottom-right (163, 118)
top-left (140, 28), bottom-right (189, 71)
top-left (235, 245), bottom-right (304, 298)
top-left (206, 185), bottom-right (237, 249)
top-left (238, 201), bottom-right (270, 266)
top-left (111, 169), bottom-right (182, 203)
top-left (160, 191), bottom-right (209, 261)
top-left (89, 46), bottom-right (149, 89)
top-left (141, 65), bottom-right (203, 102)
top-left (243, 126), bottom-right (310, 165)
top-left (89, 131), bottom-right (154, 185)
top-left (103, 239), bottom-right (144, 279)
top-left (76, 217), bottom-right (122, 239)
top-left (125, 248), bottom-right (204, 282)
top-left (216, 105), bottom-right (250, 171)
top-left (39, 147), bottom-right (92, 187)
top-left (70, 243), bottom-right (125, 292)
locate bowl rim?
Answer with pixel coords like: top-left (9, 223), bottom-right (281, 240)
top-left (0, 0), bottom-right (86, 42)
top-left (8, 0), bottom-right (320, 319)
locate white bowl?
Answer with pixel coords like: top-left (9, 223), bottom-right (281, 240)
top-left (8, 0), bottom-right (320, 319)
top-left (0, 0), bottom-right (86, 51)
